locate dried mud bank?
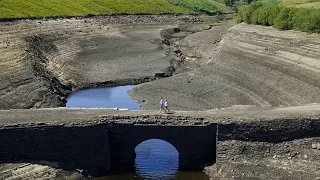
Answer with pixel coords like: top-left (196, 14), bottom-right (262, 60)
top-left (130, 22), bottom-right (320, 110)
top-left (0, 15), bottom-right (226, 109)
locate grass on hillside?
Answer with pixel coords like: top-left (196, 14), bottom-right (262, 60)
top-left (168, 0), bottom-right (227, 15)
top-left (261, 0), bottom-right (279, 5)
top-left (276, 0), bottom-right (320, 8)
top-left (208, 0), bottom-right (233, 13)
top-left (0, 0), bottom-right (195, 19)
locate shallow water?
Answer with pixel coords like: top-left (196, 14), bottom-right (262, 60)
top-left (66, 86), bottom-right (140, 110)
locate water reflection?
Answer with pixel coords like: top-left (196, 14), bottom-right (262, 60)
top-left (95, 171), bottom-right (210, 180)
top-left (66, 86), bottom-right (140, 110)
top-left (135, 139), bottom-right (179, 180)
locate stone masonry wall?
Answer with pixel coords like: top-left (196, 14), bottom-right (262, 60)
top-left (0, 124), bottom-right (111, 176)
top-left (0, 121), bottom-right (217, 176)
top-left (216, 118), bottom-right (320, 168)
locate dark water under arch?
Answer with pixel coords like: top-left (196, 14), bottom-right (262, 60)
top-left (135, 139), bottom-right (179, 179)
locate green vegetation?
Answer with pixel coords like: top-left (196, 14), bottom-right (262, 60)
top-left (167, 0), bottom-right (226, 15)
top-left (224, 0), bottom-right (320, 11)
top-left (0, 0), bottom-right (194, 19)
top-left (207, 0), bottom-right (233, 13)
top-left (261, 0), bottom-right (278, 5)
top-left (278, 0), bottom-right (320, 8)
top-left (0, 0), bottom-right (233, 19)
top-left (237, 2), bottom-right (320, 33)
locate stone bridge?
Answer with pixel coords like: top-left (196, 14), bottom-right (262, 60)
top-left (0, 109), bottom-right (217, 176)
top-left (109, 123), bottom-right (217, 173)
top-left (1, 107), bottom-right (320, 177)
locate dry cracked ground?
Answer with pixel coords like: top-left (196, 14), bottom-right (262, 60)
top-left (0, 15), bottom-right (320, 179)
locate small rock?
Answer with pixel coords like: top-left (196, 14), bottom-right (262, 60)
top-left (303, 154), bottom-right (308, 159)
top-left (273, 155), bottom-right (277, 159)
top-left (317, 143), bottom-right (320, 150)
top-left (312, 143), bottom-right (317, 149)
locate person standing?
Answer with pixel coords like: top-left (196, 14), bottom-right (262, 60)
top-left (164, 99), bottom-right (170, 112)
top-left (159, 97), bottom-right (166, 113)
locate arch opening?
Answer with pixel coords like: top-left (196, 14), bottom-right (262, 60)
top-left (134, 139), bottom-right (179, 179)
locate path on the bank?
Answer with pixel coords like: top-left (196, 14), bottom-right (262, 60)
top-left (1, 104), bottom-right (320, 126)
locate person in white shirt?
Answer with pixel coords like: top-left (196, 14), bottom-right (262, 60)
top-left (159, 97), bottom-right (166, 113)
top-left (164, 99), bottom-right (170, 112)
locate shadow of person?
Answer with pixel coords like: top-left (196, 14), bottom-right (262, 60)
top-left (165, 111), bottom-right (175, 114)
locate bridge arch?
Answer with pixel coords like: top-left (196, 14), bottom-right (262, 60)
top-left (109, 124), bottom-right (217, 173)
top-left (0, 122), bottom-right (217, 176)
top-left (134, 139), bottom-right (179, 179)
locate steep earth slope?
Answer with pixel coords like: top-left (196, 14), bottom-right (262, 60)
top-left (130, 23), bottom-right (320, 110)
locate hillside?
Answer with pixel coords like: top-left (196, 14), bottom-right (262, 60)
top-left (0, 0), bottom-right (231, 20)
top-left (0, 0), bottom-right (193, 19)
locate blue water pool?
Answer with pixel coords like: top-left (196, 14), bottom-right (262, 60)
top-left (66, 85), bottom-right (140, 110)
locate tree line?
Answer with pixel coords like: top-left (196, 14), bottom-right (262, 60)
top-left (237, 2), bottom-right (320, 33)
